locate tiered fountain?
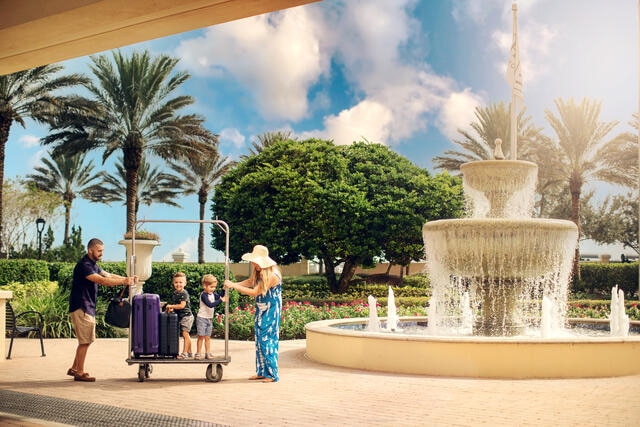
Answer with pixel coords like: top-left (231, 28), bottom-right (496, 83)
top-left (306, 153), bottom-right (640, 378)
top-left (423, 158), bottom-right (577, 337)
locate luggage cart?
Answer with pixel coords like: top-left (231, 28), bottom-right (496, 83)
top-left (125, 219), bottom-right (231, 382)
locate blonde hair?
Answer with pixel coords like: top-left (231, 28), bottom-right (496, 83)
top-left (173, 271), bottom-right (186, 279)
top-left (201, 274), bottom-right (217, 286)
top-left (249, 264), bottom-right (282, 296)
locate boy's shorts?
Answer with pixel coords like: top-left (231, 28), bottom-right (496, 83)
top-left (70, 308), bottom-right (96, 344)
top-left (179, 314), bottom-right (194, 332)
top-left (196, 316), bottom-right (213, 337)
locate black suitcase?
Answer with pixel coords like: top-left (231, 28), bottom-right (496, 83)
top-left (158, 311), bottom-right (179, 357)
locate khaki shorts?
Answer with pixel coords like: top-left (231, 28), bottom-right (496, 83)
top-left (70, 308), bottom-right (96, 345)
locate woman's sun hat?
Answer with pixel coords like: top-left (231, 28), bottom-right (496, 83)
top-left (241, 244), bottom-right (277, 268)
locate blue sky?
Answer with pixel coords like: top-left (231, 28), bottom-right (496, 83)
top-left (5, 0), bottom-right (638, 261)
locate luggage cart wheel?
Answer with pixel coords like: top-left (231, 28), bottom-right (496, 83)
top-left (206, 363), bottom-right (223, 382)
top-left (138, 364), bottom-right (150, 382)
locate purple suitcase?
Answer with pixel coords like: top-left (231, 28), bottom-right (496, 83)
top-left (131, 293), bottom-right (160, 357)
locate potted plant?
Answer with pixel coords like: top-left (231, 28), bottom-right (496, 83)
top-left (119, 230), bottom-right (161, 294)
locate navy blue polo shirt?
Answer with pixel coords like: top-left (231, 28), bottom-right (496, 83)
top-left (69, 254), bottom-right (103, 316)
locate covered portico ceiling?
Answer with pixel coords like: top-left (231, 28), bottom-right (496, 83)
top-left (0, 0), bottom-right (319, 75)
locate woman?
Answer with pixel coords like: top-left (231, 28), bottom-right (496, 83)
top-left (225, 244), bottom-right (282, 383)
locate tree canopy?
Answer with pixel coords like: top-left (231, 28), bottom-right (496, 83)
top-left (211, 139), bottom-right (463, 292)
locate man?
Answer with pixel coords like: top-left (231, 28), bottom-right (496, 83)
top-left (68, 238), bottom-right (137, 382)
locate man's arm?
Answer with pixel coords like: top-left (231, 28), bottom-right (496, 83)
top-left (87, 272), bottom-right (135, 287)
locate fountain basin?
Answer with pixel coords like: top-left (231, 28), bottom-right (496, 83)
top-left (305, 317), bottom-right (640, 378)
top-left (423, 218), bottom-right (577, 278)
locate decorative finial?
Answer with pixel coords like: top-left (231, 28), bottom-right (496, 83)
top-left (493, 138), bottom-right (505, 160)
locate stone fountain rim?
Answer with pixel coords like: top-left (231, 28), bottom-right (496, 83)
top-left (423, 217), bottom-right (577, 230)
top-left (460, 159), bottom-right (538, 170)
top-left (306, 317), bottom-right (640, 343)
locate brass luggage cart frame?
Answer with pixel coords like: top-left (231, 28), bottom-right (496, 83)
top-left (124, 219), bottom-right (231, 382)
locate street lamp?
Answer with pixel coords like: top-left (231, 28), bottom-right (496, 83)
top-left (36, 218), bottom-right (45, 259)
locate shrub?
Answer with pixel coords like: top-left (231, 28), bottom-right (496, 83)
top-left (0, 259), bottom-right (49, 285)
top-left (1, 280), bottom-right (58, 300)
top-left (576, 262), bottom-right (638, 297)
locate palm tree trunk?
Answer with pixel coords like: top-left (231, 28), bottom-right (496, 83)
top-left (570, 182), bottom-right (581, 281)
top-left (125, 168), bottom-right (138, 233)
top-left (64, 202), bottom-right (71, 244)
top-left (0, 116), bottom-right (10, 257)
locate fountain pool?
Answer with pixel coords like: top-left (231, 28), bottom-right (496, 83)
top-left (305, 317), bottom-right (640, 378)
top-left (305, 151), bottom-right (640, 379)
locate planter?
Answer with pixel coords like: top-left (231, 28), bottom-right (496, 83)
top-left (118, 239), bottom-right (160, 294)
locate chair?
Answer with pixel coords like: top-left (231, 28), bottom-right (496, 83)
top-left (5, 301), bottom-right (46, 359)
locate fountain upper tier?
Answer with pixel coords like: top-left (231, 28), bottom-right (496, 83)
top-left (461, 160), bottom-right (537, 218)
top-left (423, 218), bottom-right (577, 278)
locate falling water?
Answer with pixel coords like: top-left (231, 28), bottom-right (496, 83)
top-left (610, 285), bottom-right (630, 337)
top-left (386, 286), bottom-right (400, 332)
top-left (367, 295), bottom-right (380, 332)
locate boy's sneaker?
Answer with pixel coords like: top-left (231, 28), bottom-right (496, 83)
top-left (194, 353), bottom-right (203, 360)
top-left (205, 353), bottom-right (215, 359)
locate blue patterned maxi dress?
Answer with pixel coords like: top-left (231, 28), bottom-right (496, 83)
top-left (254, 275), bottom-right (282, 381)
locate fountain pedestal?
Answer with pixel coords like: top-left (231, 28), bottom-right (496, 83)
top-left (474, 279), bottom-right (524, 336)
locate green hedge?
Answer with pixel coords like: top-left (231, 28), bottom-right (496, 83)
top-left (575, 262), bottom-right (639, 297)
top-left (0, 259), bottom-right (50, 285)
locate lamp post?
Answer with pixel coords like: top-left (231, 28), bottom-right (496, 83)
top-left (36, 218), bottom-right (45, 259)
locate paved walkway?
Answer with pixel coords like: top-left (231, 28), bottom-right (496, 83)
top-left (1, 338), bottom-right (640, 426)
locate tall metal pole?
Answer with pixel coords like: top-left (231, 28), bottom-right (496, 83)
top-left (509, 4), bottom-right (519, 160)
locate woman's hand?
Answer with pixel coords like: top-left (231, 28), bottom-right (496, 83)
top-left (224, 280), bottom-right (235, 289)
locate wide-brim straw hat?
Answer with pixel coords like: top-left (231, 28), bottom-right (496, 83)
top-left (241, 244), bottom-right (277, 269)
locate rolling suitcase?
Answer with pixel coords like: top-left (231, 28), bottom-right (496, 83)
top-left (131, 293), bottom-right (160, 357)
top-left (158, 311), bottom-right (179, 357)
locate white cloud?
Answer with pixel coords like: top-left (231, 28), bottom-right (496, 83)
top-left (437, 89), bottom-right (484, 140)
top-left (300, 99), bottom-right (393, 145)
top-left (27, 149), bottom-right (45, 169)
top-left (219, 128), bottom-right (245, 149)
top-left (176, 7), bottom-right (330, 121)
top-left (298, 1), bottom-right (478, 147)
top-left (452, 0), bottom-right (506, 24)
top-left (174, 0), bottom-right (483, 148)
top-left (19, 134), bottom-right (40, 148)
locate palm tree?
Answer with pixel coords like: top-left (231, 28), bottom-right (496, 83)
top-left (241, 130), bottom-right (295, 160)
top-left (433, 102), bottom-right (544, 173)
top-left (0, 65), bottom-right (88, 253)
top-left (596, 112), bottom-right (638, 188)
top-left (168, 148), bottom-right (236, 263)
top-left (25, 150), bottom-right (102, 244)
top-left (42, 50), bottom-right (215, 233)
top-left (544, 97), bottom-right (628, 279)
top-left (87, 156), bottom-right (184, 215)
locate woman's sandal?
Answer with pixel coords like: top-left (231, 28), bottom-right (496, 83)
top-left (248, 375), bottom-right (265, 380)
top-left (261, 377), bottom-right (275, 383)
